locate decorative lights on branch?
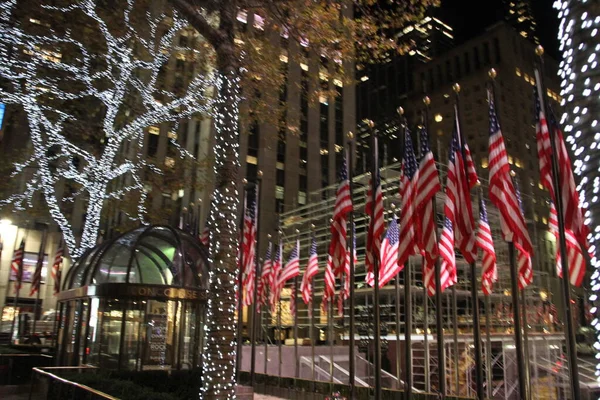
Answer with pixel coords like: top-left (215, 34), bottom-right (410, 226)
top-left (554, 0), bottom-right (600, 378)
top-left (0, 0), bottom-right (215, 257)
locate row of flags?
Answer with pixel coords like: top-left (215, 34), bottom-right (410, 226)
top-left (236, 67), bottom-right (591, 312)
top-left (7, 235), bottom-right (64, 297)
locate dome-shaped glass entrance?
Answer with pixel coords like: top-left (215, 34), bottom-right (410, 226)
top-left (56, 226), bottom-right (210, 371)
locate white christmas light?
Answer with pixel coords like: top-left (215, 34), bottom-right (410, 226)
top-left (0, 0), bottom-right (215, 257)
top-left (554, 0), bottom-right (600, 380)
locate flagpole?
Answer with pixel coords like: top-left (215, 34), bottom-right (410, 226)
top-left (423, 96), bottom-right (447, 398)
top-left (367, 119), bottom-right (382, 400)
top-left (31, 226), bottom-right (48, 336)
top-left (235, 180), bottom-right (248, 381)
top-left (392, 118), bottom-right (403, 389)
top-left (489, 70), bottom-right (530, 400)
top-left (10, 228), bottom-right (29, 344)
top-left (534, 46), bottom-right (580, 399)
top-left (347, 133), bottom-right (357, 398)
top-left (250, 172), bottom-right (263, 386)
top-left (398, 107), bottom-right (413, 398)
top-left (293, 230), bottom-right (300, 378)
top-left (453, 83), bottom-right (484, 400)
top-left (265, 234), bottom-right (271, 377)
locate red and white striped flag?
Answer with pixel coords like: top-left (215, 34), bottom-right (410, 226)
top-left (378, 214), bottom-right (400, 288)
top-left (323, 254), bottom-right (335, 307)
top-left (242, 187), bottom-right (258, 306)
top-left (534, 71), bottom-right (591, 287)
top-left (277, 238), bottom-right (300, 300)
top-left (269, 241), bottom-right (282, 309)
top-left (416, 125), bottom-right (441, 296)
top-left (329, 156), bottom-right (353, 276)
top-left (445, 108), bottom-right (477, 265)
top-left (398, 128), bottom-right (419, 270)
top-left (488, 93), bottom-right (533, 248)
top-left (337, 224), bottom-right (358, 316)
top-left (11, 239), bottom-right (25, 293)
top-left (51, 239), bottom-right (64, 295)
top-left (549, 202), bottom-right (587, 286)
top-left (438, 217), bottom-right (456, 292)
top-left (30, 232), bottom-right (47, 296)
top-left (365, 169), bottom-right (384, 286)
top-left (301, 236), bottom-right (319, 305)
top-left (200, 226), bottom-right (210, 247)
top-left (477, 198), bottom-right (497, 295)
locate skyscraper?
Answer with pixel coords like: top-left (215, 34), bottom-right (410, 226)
top-left (503, 0), bottom-right (539, 44)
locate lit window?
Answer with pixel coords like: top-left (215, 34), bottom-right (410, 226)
top-left (360, 76), bottom-right (369, 82)
top-left (542, 217), bottom-right (548, 224)
top-left (253, 14), bottom-right (265, 31)
top-left (434, 114), bottom-right (443, 122)
top-left (276, 162), bottom-right (285, 170)
top-left (148, 126), bottom-right (160, 135)
top-left (481, 157), bottom-right (489, 169)
top-left (515, 67), bottom-right (522, 77)
top-left (165, 157), bottom-right (175, 168)
top-left (508, 155), bottom-right (514, 164)
top-left (300, 63), bottom-right (309, 71)
top-left (275, 186), bottom-right (284, 199)
top-left (320, 148), bottom-right (329, 155)
top-left (534, 214), bottom-right (539, 222)
top-left (298, 192), bottom-right (307, 205)
top-left (168, 131), bottom-right (177, 139)
top-left (246, 155), bottom-right (257, 165)
top-left (279, 54), bottom-right (289, 63)
top-left (538, 182), bottom-right (544, 190)
top-left (319, 95), bottom-right (328, 104)
top-left (333, 79), bottom-right (343, 87)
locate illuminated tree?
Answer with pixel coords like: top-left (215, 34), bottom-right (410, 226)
top-left (169, 0), bottom-right (438, 398)
top-left (554, 0), bottom-right (600, 376)
top-left (0, 0), bottom-right (214, 257)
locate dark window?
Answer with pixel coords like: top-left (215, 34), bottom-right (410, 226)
top-left (299, 174), bottom-right (307, 192)
top-left (428, 69), bottom-right (434, 91)
top-left (179, 35), bottom-right (188, 47)
top-left (446, 60), bottom-right (452, 83)
top-left (464, 52), bottom-right (471, 74)
top-left (148, 133), bottom-right (159, 157)
top-left (473, 46), bottom-right (481, 69)
top-left (335, 90), bottom-right (344, 147)
top-left (493, 37), bottom-right (501, 63)
top-left (276, 169), bottom-right (285, 186)
top-left (483, 42), bottom-right (491, 65)
top-left (436, 65), bottom-right (443, 87)
top-left (247, 163), bottom-right (257, 181)
top-left (277, 136), bottom-right (285, 163)
top-left (454, 56), bottom-right (461, 79)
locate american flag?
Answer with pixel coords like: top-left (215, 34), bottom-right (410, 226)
top-left (200, 226), bottom-right (210, 247)
top-left (338, 223), bottom-right (357, 315)
top-left (278, 238), bottom-right (300, 295)
top-left (329, 156), bottom-right (353, 276)
top-left (323, 254), bottom-right (335, 306)
top-left (258, 242), bottom-right (272, 308)
top-left (514, 180), bottom-right (533, 289)
top-left (533, 85), bottom-right (554, 196)
top-left (445, 109), bottom-right (477, 264)
top-left (398, 128), bottom-right (419, 269)
top-left (416, 125), bottom-right (441, 297)
top-left (365, 168), bottom-right (384, 286)
top-left (487, 92), bottom-right (533, 256)
top-left (378, 215), bottom-right (401, 288)
top-left (270, 241), bottom-right (282, 309)
top-left (30, 232), bottom-right (47, 296)
top-left (11, 239), bottom-right (25, 293)
top-left (549, 202), bottom-right (587, 286)
top-left (477, 198), bottom-right (497, 295)
top-left (301, 235), bottom-right (319, 304)
top-left (438, 217), bottom-right (456, 292)
top-left (534, 72), bottom-right (591, 287)
top-left (242, 187), bottom-right (258, 306)
top-left (51, 239), bottom-right (64, 295)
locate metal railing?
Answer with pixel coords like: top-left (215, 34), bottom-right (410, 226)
top-left (29, 366), bottom-right (117, 400)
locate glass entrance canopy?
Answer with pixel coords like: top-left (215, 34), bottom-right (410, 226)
top-left (57, 226), bottom-right (209, 371)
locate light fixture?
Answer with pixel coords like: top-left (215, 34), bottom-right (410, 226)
top-left (434, 114), bottom-right (443, 122)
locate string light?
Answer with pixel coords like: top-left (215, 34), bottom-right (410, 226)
top-left (200, 71), bottom-right (241, 399)
top-left (554, 0), bottom-right (600, 378)
top-left (0, 0), bottom-right (215, 257)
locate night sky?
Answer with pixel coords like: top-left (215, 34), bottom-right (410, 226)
top-left (435, 0), bottom-right (560, 59)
